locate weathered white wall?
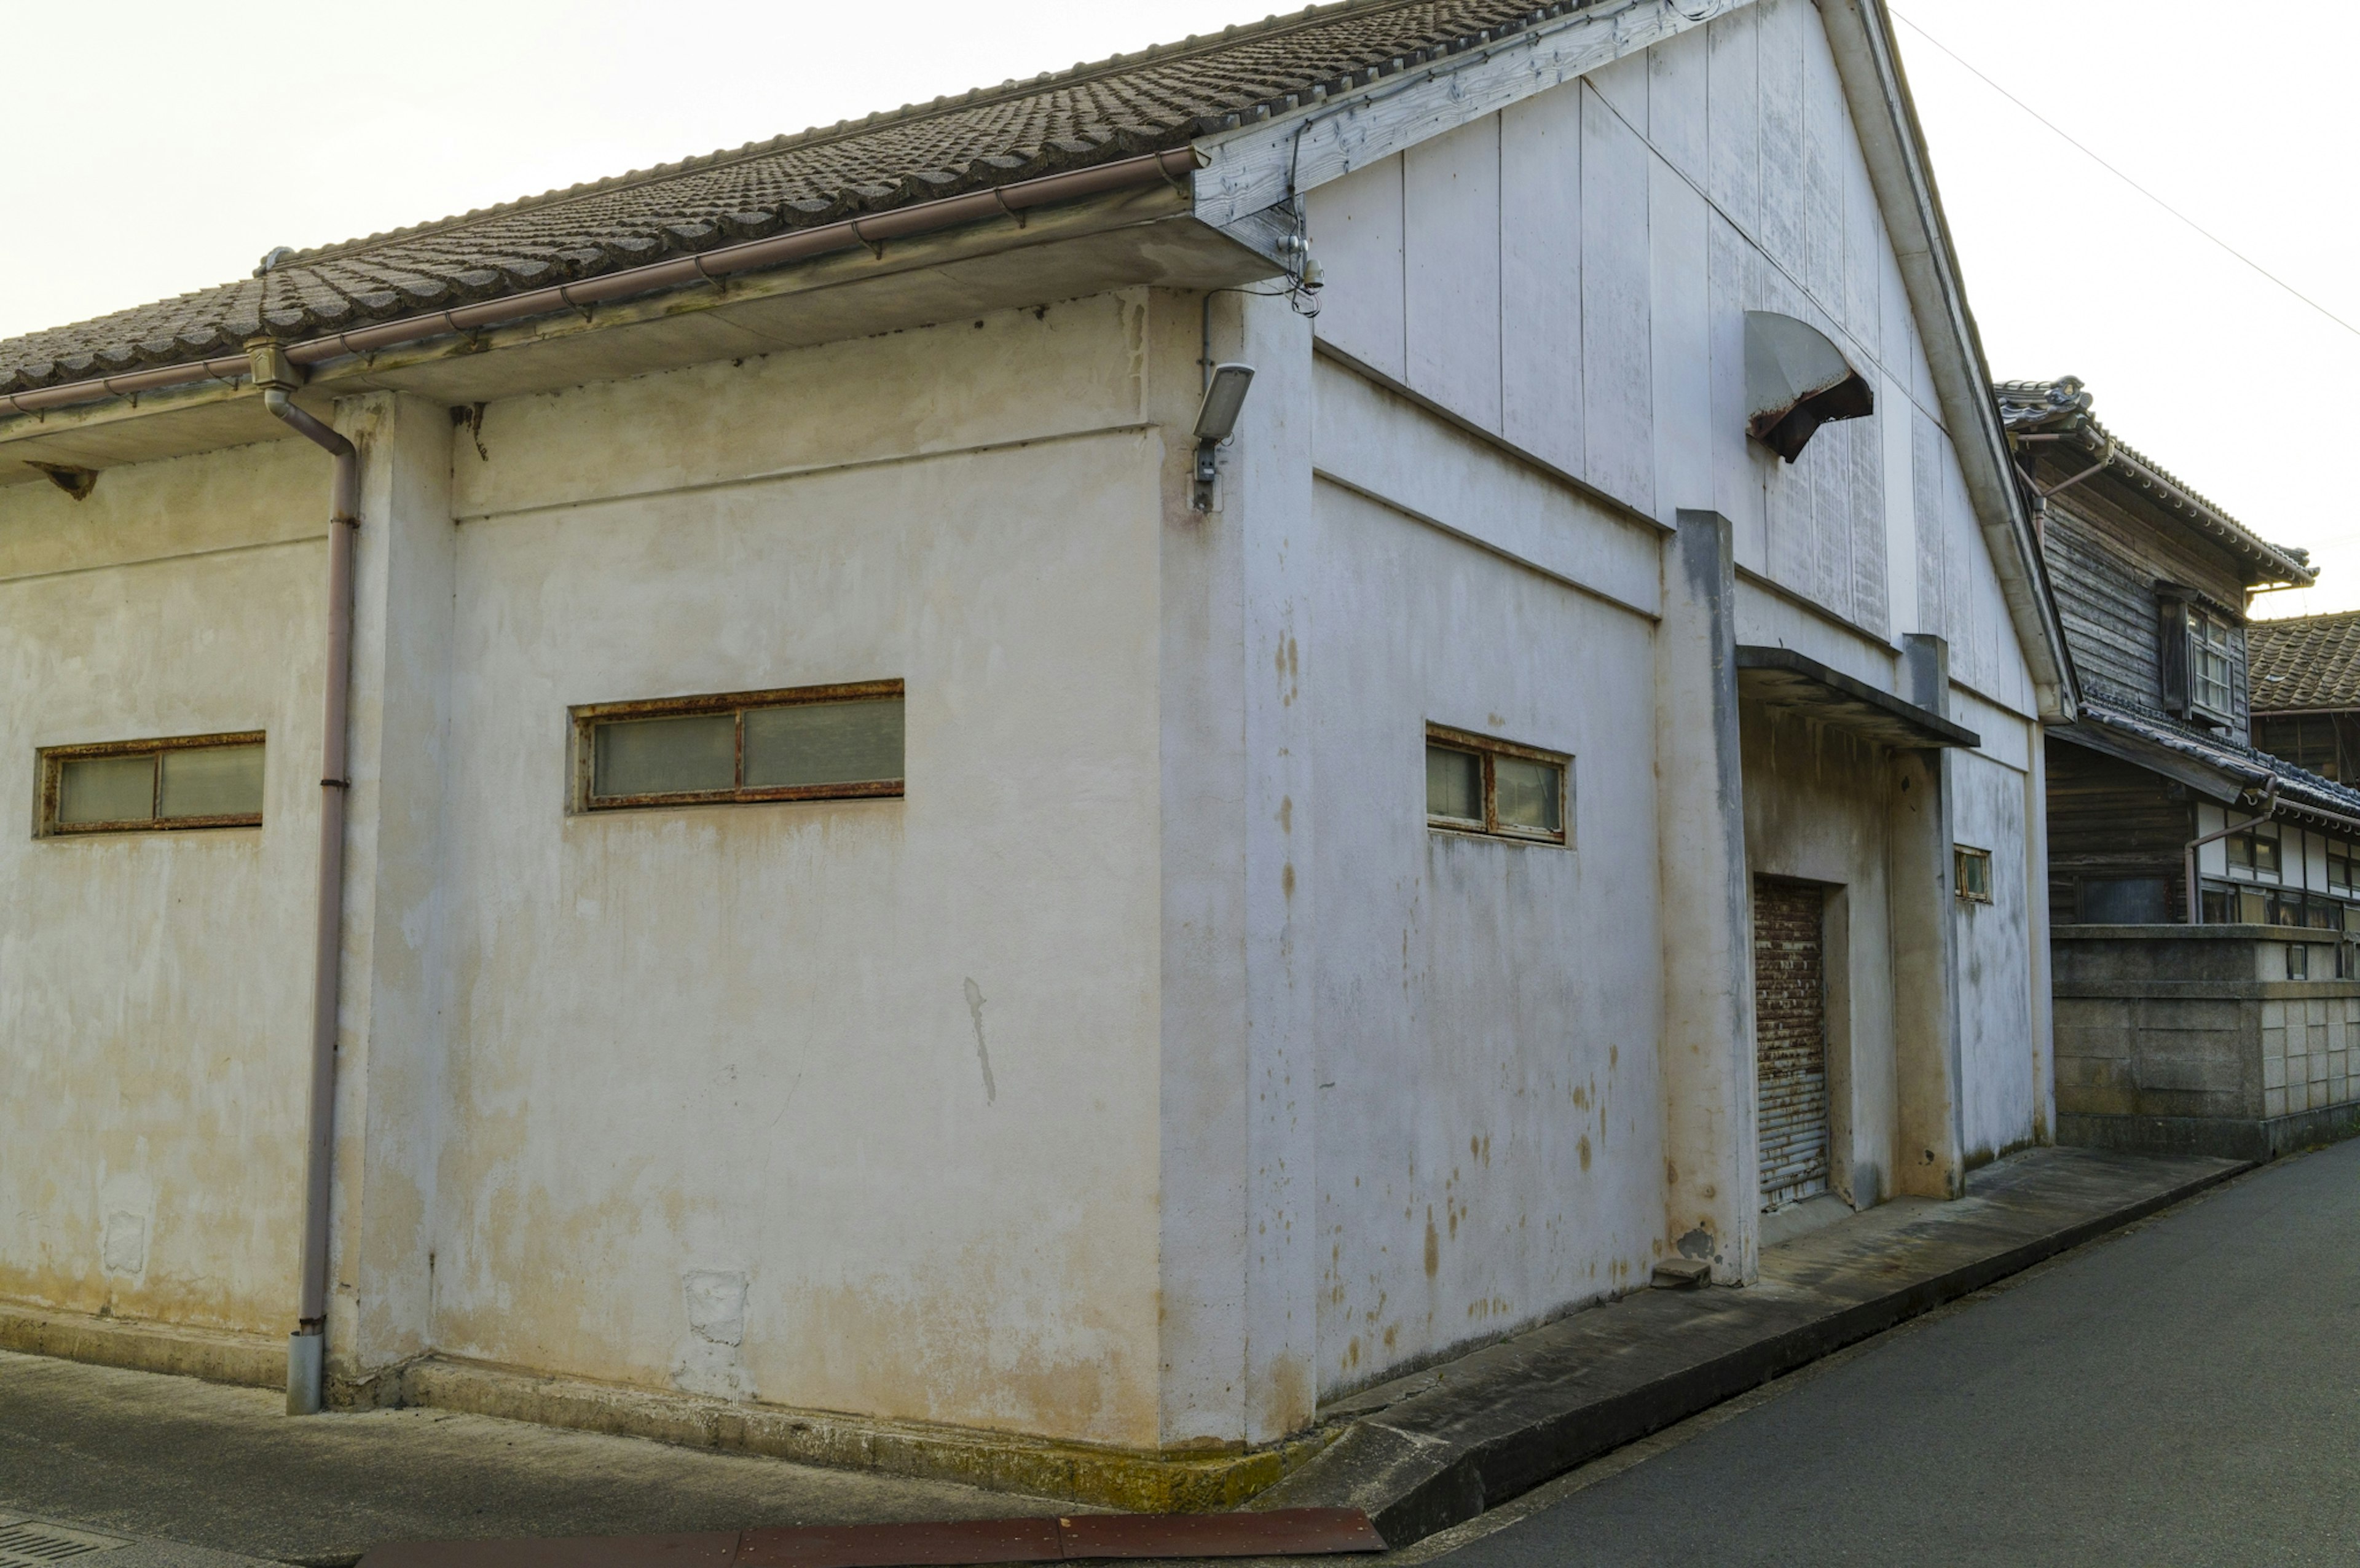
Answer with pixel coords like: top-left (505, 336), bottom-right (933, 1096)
top-left (426, 294), bottom-right (1171, 1448)
top-left (1305, 0), bottom-right (2034, 719)
top-left (0, 438), bottom-right (325, 1331)
top-left (1304, 0), bottom-right (2050, 1225)
top-left (1305, 356), bottom-right (1667, 1398)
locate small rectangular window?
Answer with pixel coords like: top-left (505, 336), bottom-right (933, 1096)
top-left (39, 734), bottom-right (266, 836)
top-left (2226, 829), bottom-right (2280, 879)
top-left (573, 681), bottom-right (903, 812)
top-left (2186, 605), bottom-right (2237, 717)
top-left (1954, 845), bottom-right (1993, 904)
top-left (2330, 844), bottom-right (2358, 896)
top-left (1425, 725), bottom-right (1570, 845)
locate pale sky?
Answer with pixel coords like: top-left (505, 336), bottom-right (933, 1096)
top-left (6, 2), bottom-right (2352, 615)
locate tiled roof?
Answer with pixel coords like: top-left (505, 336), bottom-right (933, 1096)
top-left (2251, 611), bottom-right (2360, 713)
top-left (1, 0), bottom-right (1592, 398)
top-left (2077, 693), bottom-right (2360, 821)
top-left (1995, 377), bottom-right (2316, 588)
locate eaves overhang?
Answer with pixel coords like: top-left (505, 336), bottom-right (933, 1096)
top-left (1736, 645), bottom-right (1980, 749)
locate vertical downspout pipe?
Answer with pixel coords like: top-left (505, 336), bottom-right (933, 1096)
top-left (246, 339), bottom-right (356, 1415)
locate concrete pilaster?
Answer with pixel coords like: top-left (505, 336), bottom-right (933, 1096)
top-left (1153, 288), bottom-right (1320, 1446)
top-left (1891, 633), bottom-right (1965, 1198)
top-left (1658, 509), bottom-right (1756, 1284)
top-left (323, 391), bottom-right (457, 1383)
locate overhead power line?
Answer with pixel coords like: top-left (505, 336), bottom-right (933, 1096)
top-left (1889, 7), bottom-right (2360, 341)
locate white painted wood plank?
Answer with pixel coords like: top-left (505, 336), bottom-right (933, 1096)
top-left (1649, 23), bottom-right (1709, 190)
top-left (1762, 267), bottom-right (1812, 595)
top-left (1850, 403), bottom-right (1887, 636)
top-left (1708, 211), bottom-right (1766, 570)
top-left (1589, 47), bottom-right (1648, 137)
top-left (1190, 0), bottom-right (1739, 229)
top-left (1810, 398), bottom-right (1853, 621)
top-left (1650, 150), bottom-right (1711, 526)
top-left (1843, 127), bottom-right (1883, 358)
top-left (1882, 369), bottom-right (1918, 636)
top-left (1580, 83), bottom-right (1654, 515)
top-left (1307, 160), bottom-right (1407, 383)
top-left (1912, 406), bottom-right (1946, 640)
top-left (1755, 0), bottom-right (1806, 281)
top-left (1801, 17), bottom-right (1845, 320)
top-left (1501, 83), bottom-right (1586, 479)
top-left (1705, 6), bottom-right (1761, 237)
top-left (1313, 356), bottom-right (1664, 617)
top-left (1405, 116), bottom-right (1505, 433)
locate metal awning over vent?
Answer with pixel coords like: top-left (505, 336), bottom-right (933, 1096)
top-left (1736, 646), bottom-right (1980, 750)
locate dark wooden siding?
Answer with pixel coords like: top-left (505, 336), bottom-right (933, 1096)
top-left (2044, 737), bottom-right (2195, 924)
top-left (2042, 474), bottom-right (2254, 743)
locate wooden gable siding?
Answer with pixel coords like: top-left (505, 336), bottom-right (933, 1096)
top-left (1304, 0), bottom-right (2034, 716)
top-left (2042, 479), bottom-right (2251, 740)
top-left (2044, 737), bottom-right (2194, 925)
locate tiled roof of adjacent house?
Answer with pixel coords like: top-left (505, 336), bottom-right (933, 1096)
top-left (1995, 377), bottom-right (2316, 589)
top-left (1, 0), bottom-right (1591, 398)
top-left (2251, 611), bottom-right (2360, 714)
top-left (2077, 692), bottom-right (2360, 821)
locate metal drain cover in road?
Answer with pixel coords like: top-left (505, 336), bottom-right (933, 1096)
top-left (0, 1520), bottom-right (129, 1567)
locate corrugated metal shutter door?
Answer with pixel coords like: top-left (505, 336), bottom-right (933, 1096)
top-left (1753, 876), bottom-right (1829, 1209)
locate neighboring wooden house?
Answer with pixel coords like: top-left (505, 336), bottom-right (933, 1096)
top-left (2007, 377), bottom-right (2360, 1160)
top-left (2000, 377), bottom-right (2360, 928)
top-left (2251, 611), bottom-right (2360, 780)
top-left (0, 0), bottom-right (2068, 1494)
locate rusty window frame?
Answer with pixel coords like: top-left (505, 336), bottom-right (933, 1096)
top-left (36, 731), bottom-right (267, 838)
top-left (570, 680), bottom-right (905, 813)
top-left (1424, 723), bottom-right (1571, 847)
top-left (1954, 844), bottom-right (1994, 904)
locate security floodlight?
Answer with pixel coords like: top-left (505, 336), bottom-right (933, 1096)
top-left (1192, 362), bottom-right (1256, 511)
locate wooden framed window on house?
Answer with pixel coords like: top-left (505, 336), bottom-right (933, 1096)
top-left (571, 681), bottom-right (903, 812)
top-left (2330, 842), bottom-right (2358, 898)
top-left (2158, 587), bottom-right (2240, 724)
top-left (37, 733), bottom-right (266, 836)
top-left (1954, 845), bottom-right (1993, 903)
top-left (1425, 725), bottom-right (1570, 845)
top-left (2225, 828), bottom-right (2281, 879)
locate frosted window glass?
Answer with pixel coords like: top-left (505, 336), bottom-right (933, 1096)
top-left (744, 699), bottom-right (903, 788)
top-left (1495, 757), bottom-right (1562, 834)
top-left (160, 744), bottom-right (264, 819)
top-left (1426, 746), bottom-right (1481, 821)
top-left (594, 713), bottom-right (736, 798)
top-left (58, 755), bottom-right (155, 825)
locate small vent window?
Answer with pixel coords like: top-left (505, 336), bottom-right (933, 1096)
top-left (39, 734), bottom-right (265, 836)
top-left (1425, 725), bottom-right (1570, 846)
top-left (572, 682), bottom-right (904, 812)
top-left (1954, 845), bottom-right (1993, 904)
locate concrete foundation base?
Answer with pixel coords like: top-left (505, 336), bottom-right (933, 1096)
top-left (2058, 1102), bottom-right (2360, 1163)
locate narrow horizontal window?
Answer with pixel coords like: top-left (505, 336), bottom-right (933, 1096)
top-left (1954, 845), bottom-right (1993, 904)
top-left (39, 734), bottom-right (265, 836)
top-left (573, 681), bottom-right (903, 812)
top-left (1426, 724), bottom-right (1570, 846)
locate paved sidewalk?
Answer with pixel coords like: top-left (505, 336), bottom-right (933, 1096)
top-left (0, 1352), bottom-right (1058, 1567)
top-left (1253, 1145), bottom-right (2244, 1546)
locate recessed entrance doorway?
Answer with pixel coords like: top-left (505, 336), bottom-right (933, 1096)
top-left (1753, 875), bottom-right (1830, 1210)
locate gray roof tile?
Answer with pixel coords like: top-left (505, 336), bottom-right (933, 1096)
top-left (2, 0), bottom-right (1592, 396)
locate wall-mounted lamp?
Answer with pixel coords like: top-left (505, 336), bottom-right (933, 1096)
top-left (1192, 362), bottom-right (1256, 512)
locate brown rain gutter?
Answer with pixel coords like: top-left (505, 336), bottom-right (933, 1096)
top-left (245, 340), bottom-right (357, 1416)
top-left (3, 147), bottom-right (1203, 421)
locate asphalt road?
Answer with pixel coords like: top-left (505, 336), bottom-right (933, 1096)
top-left (1428, 1136), bottom-right (2360, 1568)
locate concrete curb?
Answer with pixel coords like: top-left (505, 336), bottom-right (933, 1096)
top-left (1251, 1153), bottom-right (2251, 1547)
top-left (0, 1305), bottom-right (280, 1390)
top-left (385, 1357), bottom-right (1334, 1514)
